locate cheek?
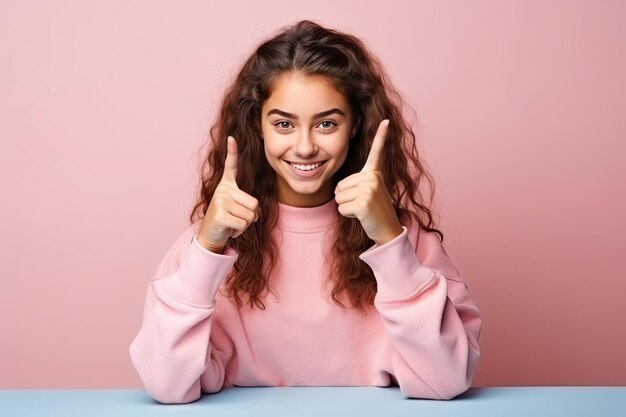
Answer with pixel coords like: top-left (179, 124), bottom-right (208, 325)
top-left (262, 135), bottom-right (286, 169)
top-left (334, 138), bottom-right (350, 164)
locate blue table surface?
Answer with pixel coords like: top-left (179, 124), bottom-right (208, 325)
top-left (1, 387), bottom-right (625, 417)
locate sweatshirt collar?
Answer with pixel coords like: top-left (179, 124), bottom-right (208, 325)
top-left (277, 198), bottom-right (339, 233)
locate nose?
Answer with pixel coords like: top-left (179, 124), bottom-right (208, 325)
top-left (293, 129), bottom-right (318, 158)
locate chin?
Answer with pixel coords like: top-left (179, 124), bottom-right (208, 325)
top-left (288, 181), bottom-right (328, 196)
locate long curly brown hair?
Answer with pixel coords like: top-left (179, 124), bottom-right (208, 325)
top-left (189, 20), bottom-right (443, 311)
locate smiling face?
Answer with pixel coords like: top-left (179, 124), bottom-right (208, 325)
top-left (260, 72), bottom-right (354, 207)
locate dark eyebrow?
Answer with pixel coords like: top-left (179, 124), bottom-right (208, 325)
top-left (266, 108), bottom-right (346, 119)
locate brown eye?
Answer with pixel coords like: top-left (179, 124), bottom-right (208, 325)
top-left (319, 120), bottom-right (337, 129)
top-left (274, 121), bottom-right (292, 130)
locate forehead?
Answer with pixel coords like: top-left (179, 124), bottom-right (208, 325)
top-left (262, 72), bottom-right (349, 114)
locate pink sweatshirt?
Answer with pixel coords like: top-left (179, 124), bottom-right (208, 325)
top-left (129, 199), bottom-right (482, 403)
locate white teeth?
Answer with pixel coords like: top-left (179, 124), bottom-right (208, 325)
top-left (290, 162), bottom-right (322, 171)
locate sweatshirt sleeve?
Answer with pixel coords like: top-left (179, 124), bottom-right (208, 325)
top-left (129, 226), bottom-right (237, 404)
top-left (359, 220), bottom-right (482, 400)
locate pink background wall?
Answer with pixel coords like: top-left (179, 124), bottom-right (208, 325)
top-left (1, 0), bottom-right (624, 388)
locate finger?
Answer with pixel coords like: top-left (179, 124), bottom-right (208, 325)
top-left (336, 201), bottom-right (359, 219)
top-left (230, 213), bottom-right (258, 238)
top-left (361, 119), bottom-right (389, 172)
top-left (229, 189), bottom-right (261, 216)
top-left (221, 136), bottom-right (239, 187)
top-left (334, 172), bottom-right (362, 194)
top-left (217, 213), bottom-right (249, 239)
top-left (334, 171), bottom-right (378, 194)
top-left (224, 199), bottom-right (259, 225)
top-left (334, 186), bottom-right (360, 205)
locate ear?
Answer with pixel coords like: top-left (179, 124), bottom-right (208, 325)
top-left (350, 124), bottom-right (358, 138)
top-left (350, 114), bottom-right (361, 138)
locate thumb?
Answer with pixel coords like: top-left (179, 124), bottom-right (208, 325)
top-left (221, 136), bottom-right (239, 187)
top-left (361, 119), bottom-right (389, 172)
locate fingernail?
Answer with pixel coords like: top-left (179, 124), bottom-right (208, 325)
top-left (254, 213), bottom-right (259, 222)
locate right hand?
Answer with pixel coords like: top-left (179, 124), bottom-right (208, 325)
top-left (197, 136), bottom-right (260, 253)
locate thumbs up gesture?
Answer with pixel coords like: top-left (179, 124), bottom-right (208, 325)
top-left (197, 136), bottom-right (261, 253)
top-left (334, 120), bottom-right (403, 246)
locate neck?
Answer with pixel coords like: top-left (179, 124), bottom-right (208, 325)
top-left (275, 184), bottom-right (335, 208)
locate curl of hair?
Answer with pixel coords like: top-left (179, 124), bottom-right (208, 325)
top-left (189, 20), bottom-right (443, 311)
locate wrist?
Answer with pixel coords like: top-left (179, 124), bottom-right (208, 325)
top-left (374, 225), bottom-right (404, 246)
top-left (196, 234), bottom-right (225, 254)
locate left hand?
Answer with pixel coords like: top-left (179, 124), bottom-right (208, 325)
top-left (334, 119), bottom-right (404, 246)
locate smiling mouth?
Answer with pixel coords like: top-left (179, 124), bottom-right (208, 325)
top-left (285, 160), bottom-right (327, 171)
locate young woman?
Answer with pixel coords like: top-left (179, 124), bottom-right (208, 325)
top-left (129, 20), bottom-right (482, 404)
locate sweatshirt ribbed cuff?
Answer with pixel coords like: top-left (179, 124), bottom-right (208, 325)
top-left (161, 236), bottom-right (237, 308)
top-left (359, 226), bottom-right (435, 302)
